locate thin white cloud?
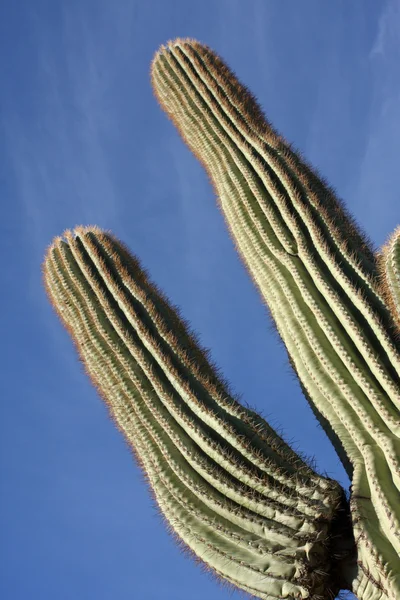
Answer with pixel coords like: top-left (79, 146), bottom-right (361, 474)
top-left (354, 0), bottom-right (400, 246)
top-left (370, 0), bottom-right (400, 58)
top-left (2, 2), bottom-right (138, 349)
top-left (3, 2), bottom-right (138, 257)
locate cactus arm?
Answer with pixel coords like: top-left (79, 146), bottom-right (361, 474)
top-left (150, 40), bottom-right (400, 599)
top-left (378, 226), bottom-right (400, 336)
top-left (43, 226), bottom-right (355, 600)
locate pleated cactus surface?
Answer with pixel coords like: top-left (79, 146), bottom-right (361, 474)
top-left (43, 39), bottom-right (400, 600)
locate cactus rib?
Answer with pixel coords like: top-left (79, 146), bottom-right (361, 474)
top-left (378, 226), bottom-right (400, 336)
top-left (43, 227), bottom-right (354, 600)
top-left (150, 39), bottom-right (400, 600)
top-left (42, 37), bottom-right (400, 600)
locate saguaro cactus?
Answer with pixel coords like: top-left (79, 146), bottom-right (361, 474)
top-left (43, 39), bottom-right (400, 600)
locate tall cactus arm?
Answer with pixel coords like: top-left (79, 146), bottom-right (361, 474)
top-left (150, 39), bottom-right (400, 600)
top-left (43, 227), bottom-right (355, 600)
top-left (378, 226), bottom-right (400, 336)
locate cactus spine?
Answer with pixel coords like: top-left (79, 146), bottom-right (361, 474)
top-left (43, 39), bottom-right (400, 600)
top-left (378, 225), bottom-right (400, 334)
top-left (44, 228), bottom-right (352, 599)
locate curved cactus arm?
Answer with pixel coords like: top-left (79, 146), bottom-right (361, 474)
top-left (378, 225), bottom-right (400, 335)
top-left (43, 226), bottom-right (354, 600)
top-left (151, 39), bottom-right (400, 600)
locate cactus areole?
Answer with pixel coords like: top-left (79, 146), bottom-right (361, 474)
top-left (43, 39), bottom-right (400, 600)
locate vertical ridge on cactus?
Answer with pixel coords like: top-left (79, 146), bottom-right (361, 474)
top-left (149, 39), bottom-right (400, 600)
top-left (378, 225), bottom-right (400, 336)
top-left (43, 227), bottom-right (353, 600)
top-left (43, 38), bottom-right (400, 600)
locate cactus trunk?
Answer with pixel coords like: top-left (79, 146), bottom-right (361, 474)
top-left (150, 39), bottom-right (400, 600)
top-left (43, 39), bottom-right (400, 600)
top-left (43, 227), bottom-right (356, 599)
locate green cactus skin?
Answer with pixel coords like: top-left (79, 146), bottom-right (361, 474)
top-left (43, 227), bottom-right (354, 600)
top-left (42, 39), bottom-right (400, 600)
top-left (378, 226), bottom-right (400, 336)
top-left (149, 39), bottom-right (400, 600)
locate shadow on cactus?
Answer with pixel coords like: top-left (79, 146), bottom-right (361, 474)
top-left (43, 39), bottom-right (400, 600)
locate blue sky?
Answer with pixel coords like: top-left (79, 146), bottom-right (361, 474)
top-left (1, 1), bottom-right (399, 599)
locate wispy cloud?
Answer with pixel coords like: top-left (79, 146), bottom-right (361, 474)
top-left (353, 0), bottom-right (400, 246)
top-left (2, 1), bottom-right (139, 352)
top-left (369, 0), bottom-right (400, 58)
top-left (3, 2), bottom-right (137, 258)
